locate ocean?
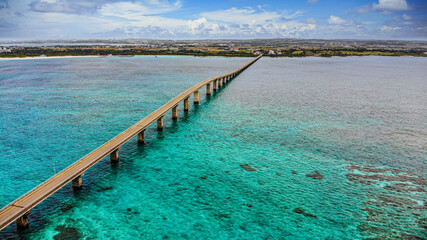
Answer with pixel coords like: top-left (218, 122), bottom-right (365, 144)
top-left (0, 56), bottom-right (425, 239)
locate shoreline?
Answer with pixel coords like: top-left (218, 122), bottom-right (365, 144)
top-left (0, 54), bottom-right (424, 61)
top-left (0, 55), bottom-right (235, 60)
top-left (0, 55), bottom-right (186, 60)
top-left (0, 55), bottom-right (103, 60)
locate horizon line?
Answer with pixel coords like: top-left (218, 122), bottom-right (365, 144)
top-left (1, 37), bottom-right (427, 43)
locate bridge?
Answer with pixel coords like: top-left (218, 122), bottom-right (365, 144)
top-left (0, 55), bottom-right (262, 231)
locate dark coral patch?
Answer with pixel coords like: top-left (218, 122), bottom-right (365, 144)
top-left (60, 204), bottom-right (73, 213)
top-left (346, 173), bottom-right (425, 186)
top-left (347, 164), bottom-right (412, 175)
top-left (54, 225), bottom-right (82, 240)
top-left (383, 183), bottom-right (425, 193)
top-left (306, 171), bottom-right (324, 180)
top-left (240, 164), bottom-right (256, 172)
top-left (357, 224), bottom-right (385, 234)
top-left (418, 218), bottom-right (427, 229)
top-left (292, 208), bottom-right (317, 218)
top-left (365, 196), bottom-right (418, 208)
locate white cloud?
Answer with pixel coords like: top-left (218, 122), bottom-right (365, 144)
top-left (200, 7), bottom-right (280, 25)
top-left (99, 1), bottom-right (181, 18)
top-left (327, 15), bottom-right (354, 25)
top-left (380, 25), bottom-right (401, 31)
top-left (357, 5), bottom-right (371, 14)
top-left (195, 7), bottom-right (314, 38)
top-left (188, 18), bottom-right (207, 35)
top-left (300, 24), bottom-right (316, 31)
top-left (30, 0), bottom-right (110, 14)
top-left (1, 0), bottom-right (423, 40)
top-left (373, 0), bottom-right (409, 11)
top-left (1, 2), bottom-right (315, 40)
top-left (402, 14), bottom-right (412, 20)
top-left (303, 18), bottom-right (316, 24)
top-left (281, 10), bottom-right (305, 20)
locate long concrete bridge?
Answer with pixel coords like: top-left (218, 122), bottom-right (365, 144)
top-left (0, 55), bottom-right (262, 231)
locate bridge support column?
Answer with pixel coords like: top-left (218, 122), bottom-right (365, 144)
top-left (213, 80), bottom-right (218, 90)
top-left (194, 90), bottom-right (199, 104)
top-left (206, 83), bottom-right (211, 95)
top-left (172, 106), bottom-right (178, 119)
top-left (137, 130), bottom-right (145, 144)
top-left (72, 173), bottom-right (84, 188)
top-left (222, 78), bottom-right (225, 85)
top-left (16, 211), bottom-right (30, 229)
top-left (157, 116), bottom-right (164, 130)
top-left (228, 76), bottom-right (231, 81)
top-left (218, 79), bottom-right (222, 88)
top-left (110, 148), bottom-right (120, 162)
top-left (184, 98), bottom-right (189, 111)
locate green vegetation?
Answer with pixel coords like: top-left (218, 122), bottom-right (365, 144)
top-left (0, 46), bottom-right (425, 58)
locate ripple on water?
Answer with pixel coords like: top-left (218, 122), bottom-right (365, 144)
top-left (0, 56), bottom-right (426, 239)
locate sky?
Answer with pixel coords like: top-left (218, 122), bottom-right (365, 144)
top-left (0, 0), bottom-right (426, 41)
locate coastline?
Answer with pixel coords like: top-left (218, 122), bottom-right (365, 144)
top-left (0, 54), bottom-right (424, 61)
top-left (0, 55), bottom-right (103, 60)
top-left (0, 55), bottom-right (233, 60)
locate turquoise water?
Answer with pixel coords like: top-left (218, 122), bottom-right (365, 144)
top-left (0, 56), bottom-right (426, 239)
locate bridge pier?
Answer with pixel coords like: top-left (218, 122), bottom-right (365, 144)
top-left (184, 97), bottom-right (189, 111)
top-left (0, 56), bottom-right (262, 233)
top-left (157, 116), bottom-right (164, 130)
top-left (172, 106), bottom-right (178, 119)
top-left (222, 78), bottom-right (225, 85)
top-left (110, 148), bottom-right (120, 162)
top-left (16, 211), bottom-right (30, 229)
top-left (137, 130), bottom-right (145, 144)
top-left (72, 173), bottom-right (84, 188)
top-left (194, 90), bottom-right (199, 104)
top-left (206, 83), bottom-right (211, 95)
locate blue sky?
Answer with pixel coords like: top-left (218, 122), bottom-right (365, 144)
top-left (0, 0), bottom-right (426, 40)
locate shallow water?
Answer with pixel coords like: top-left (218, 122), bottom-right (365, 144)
top-left (0, 56), bottom-right (426, 239)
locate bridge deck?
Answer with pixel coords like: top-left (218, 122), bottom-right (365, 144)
top-left (0, 55), bottom-right (261, 231)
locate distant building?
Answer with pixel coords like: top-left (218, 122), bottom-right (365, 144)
top-left (268, 50), bottom-right (276, 55)
top-left (0, 47), bottom-right (11, 53)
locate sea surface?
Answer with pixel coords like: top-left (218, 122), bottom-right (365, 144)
top-left (0, 56), bottom-right (425, 239)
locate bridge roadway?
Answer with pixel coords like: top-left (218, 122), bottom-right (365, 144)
top-left (0, 55), bottom-right (262, 231)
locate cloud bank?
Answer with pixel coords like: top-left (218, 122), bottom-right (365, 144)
top-left (0, 0), bottom-right (425, 40)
